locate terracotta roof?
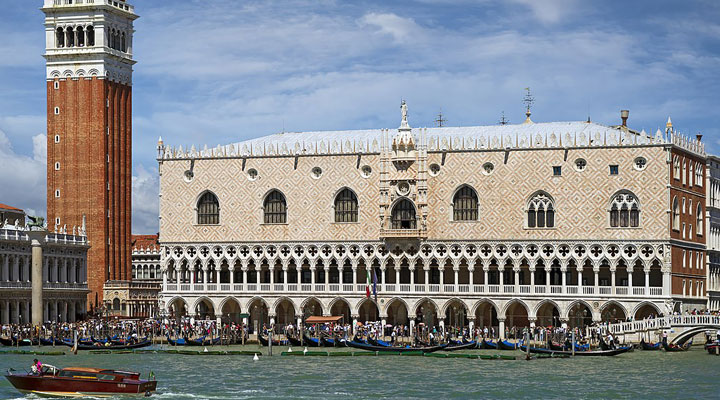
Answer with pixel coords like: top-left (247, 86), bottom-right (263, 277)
top-left (0, 203), bottom-right (23, 212)
top-left (131, 234), bottom-right (159, 251)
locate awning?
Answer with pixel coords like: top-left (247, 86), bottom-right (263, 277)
top-left (305, 316), bottom-right (344, 324)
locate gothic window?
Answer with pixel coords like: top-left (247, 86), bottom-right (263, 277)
top-left (334, 188), bottom-right (358, 223)
top-left (696, 163), bottom-right (703, 187)
top-left (391, 199), bottom-right (416, 229)
top-left (263, 190), bottom-right (287, 224)
top-left (609, 191), bottom-right (640, 228)
top-left (682, 159), bottom-right (687, 185)
top-left (673, 156), bottom-right (680, 180)
top-left (452, 185), bottom-right (478, 221)
top-left (697, 204), bottom-right (703, 235)
top-left (87, 26), bottom-right (95, 46)
top-left (196, 191), bottom-right (219, 225)
top-left (527, 192), bottom-right (554, 228)
top-left (121, 32), bottom-right (126, 52)
top-left (76, 26), bottom-right (84, 47)
top-left (672, 196), bottom-right (679, 230)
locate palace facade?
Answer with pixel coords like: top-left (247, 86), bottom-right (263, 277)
top-left (157, 104), bottom-right (712, 335)
top-left (0, 208), bottom-right (89, 324)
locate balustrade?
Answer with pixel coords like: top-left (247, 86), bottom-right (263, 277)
top-left (343, 284), bottom-right (353, 292)
top-left (385, 284), bottom-right (396, 292)
top-left (458, 284), bottom-right (469, 293)
top-left (443, 285), bottom-right (455, 293)
top-left (220, 284), bottom-right (230, 291)
top-left (488, 285), bottom-right (500, 293)
top-left (615, 287), bottom-right (628, 295)
top-left (503, 285), bottom-right (514, 293)
top-left (599, 287), bottom-right (611, 295)
top-left (550, 285), bottom-right (562, 294)
top-left (301, 284), bottom-right (311, 292)
top-left (400, 284), bottom-right (411, 292)
top-left (314, 284), bottom-right (324, 292)
top-left (414, 284), bottom-right (425, 292)
top-left (329, 284), bottom-right (340, 292)
top-left (206, 284), bottom-right (217, 291)
top-left (274, 284), bottom-right (284, 292)
top-left (429, 284), bottom-right (440, 292)
top-left (566, 286), bottom-right (578, 294)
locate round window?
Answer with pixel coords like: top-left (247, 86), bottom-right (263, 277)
top-left (311, 167), bottom-right (323, 179)
top-left (183, 170), bottom-right (194, 182)
top-left (247, 168), bottom-right (258, 181)
top-left (361, 165), bottom-right (372, 178)
top-left (429, 163), bottom-right (441, 176)
top-left (482, 162), bottom-right (494, 175)
top-left (634, 157), bottom-right (647, 171)
top-left (397, 181), bottom-right (410, 196)
top-left (575, 158), bottom-right (587, 172)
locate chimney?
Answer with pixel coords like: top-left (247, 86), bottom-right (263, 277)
top-left (696, 134), bottom-right (703, 142)
top-left (620, 110), bottom-right (629, 127)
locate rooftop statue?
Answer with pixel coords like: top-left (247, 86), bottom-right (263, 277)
top-left (27, 216), bottom-right (45, 231)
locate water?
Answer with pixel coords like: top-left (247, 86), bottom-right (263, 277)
top-left (0, 345), bottom-right (717, 399)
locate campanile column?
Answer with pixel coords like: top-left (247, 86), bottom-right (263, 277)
top-left (28, 230), bottom-right (46, 327)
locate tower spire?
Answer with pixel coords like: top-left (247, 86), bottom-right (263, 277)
top-left (522, 87), bottom-right (534, 124)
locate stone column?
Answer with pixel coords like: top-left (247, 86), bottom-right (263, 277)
top-left (283, 268), bottom-right (288, 290)
top-left (611, 269), bottom-right (616, 294)
top-left (229, 266), bottom-right (235, 284)
top-left (561, 267), bottom-right (567, 293)
top-left (484, 268), bottom-right (489, 292)
top-left (409, 267), bottom-right (415, 286)
top-left (424, 266), bottom-right (430, 292)
top-left (628, 269), bottom-right (633, 290)
top-left (12, 256), bottom-right (19, 282)
top-left (269, 266), bottom-right (275, 285)
top-left (324, 262), bottom-right (330, 291)
top-left (499, 268), bottom-right (504, 286)
top-left (438, 267), bottom-right (444, 287)
top-left (29, 231), bottom-right (45, 327)
top-left (454, 268), bottom-right (459, 291)
top-left (296, 266), bottom-right (302, 286)
top-left (395, 267), bottom-right (400, 288)
top-left (498, 319), bottom-right (506, 339)
top-left (69, 302), bottom-right (76, 322)
top-left (578, 270), bottom-right (583, 290)
top-left (176, 267), bottom-right (181, 285)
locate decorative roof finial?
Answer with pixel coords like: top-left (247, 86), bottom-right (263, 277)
top-left (522, 87), bottom-right (534, 124)
top-left (399, 100), bottom-right (410, 130)
top-left (435, 109), bottom-right (447, 127)
top-left (499, 111), bottom-right (509, 125)
top-left (665, 116), bottom-right (673, 134)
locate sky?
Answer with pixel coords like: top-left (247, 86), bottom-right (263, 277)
top-left (1, 0), bottom-right (719, 234)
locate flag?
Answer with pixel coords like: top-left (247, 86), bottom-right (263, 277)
top-left (372, 268), bottom-right (378, 304)
top-left (365, 268), bottom-right (371, 298)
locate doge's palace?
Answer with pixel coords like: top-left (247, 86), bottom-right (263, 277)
top-left (157, 103), bottom-right (709, 336)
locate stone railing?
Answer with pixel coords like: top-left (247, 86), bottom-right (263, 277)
top-left (607, 314), bottom-right (720, 335)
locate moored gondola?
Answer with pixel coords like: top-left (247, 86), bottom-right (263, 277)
top-left (343, 339), bottom-right (445, 353)
top-left (0, 337), bottom-right (38, 347)
top-left (705, 342), bottom-right (719, 355)
top-left (640, 339), bottom-right (661, 351)
top-left (519, 345), bottom-right (631, 357)
top-left (302, 334), bottom-right (321, 347)
top-left (480, 339), bottom-right (497, 349)
top-left (73, 340), bottom-right (153, 351)
top-left (662, 339), bottom-right (692, 352)
top-left (287, 335), bottom-right (302, 346)
top-left (367, 337), bottom-right (392, 347)
top-left (498, 340), bottom-right (520, 350)
top-left (258, 335), bottom-right (287, 347)
top-left (443, 340), bottom-right (477, 351)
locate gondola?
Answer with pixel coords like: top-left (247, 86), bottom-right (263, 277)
top-left (520, 345), bottom-right (631, 357)
top-left (0, 337), bottom-right (38, 347)
top-left (320, 336), bottom-right (343, 347)
top-left (480, 339), bottom-right (497, 349)
top-left (343, 339), bottom-right (445, 353)
top-left (258, 334), bottom-right (288, 347)
top-left (662, 339), bottom-right (692, 352)
top-left (73, 340), bottom-right (153, 351)
top-left (287, 335), bottom-right (302, 346)
top-left (705, 342), bottom-right (719, 355)
top-left (187, 336), bottom-right (221, 346)
top-left (367, 337), bottom-right (392, 347)
top-left (302, 334), bottom-right (321, 347)
top-left (443, 340), bottom-right (477, 351)
top-left (498, 340), bottom-right (520, 351)
top-left (39, 337), bottom-right (65, 346)
top-left (640, 339), bottom-right (661, 351)
top-left (111, 336), bottom-right (148, 345)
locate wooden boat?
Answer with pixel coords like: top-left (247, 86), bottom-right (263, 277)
top-left (302, 334), bottom-right (321, 347)
top-left (39, 337), bottom-right (65, 346)
top-left (367, 337), bottom-right (392, 347)
top-left (5, 365), bottom-right (157, 397)
top-left (110, 336), bottom-right (148, 346)
top-left (0, 337), bottom-right (38, 347)
top-left (662, 339), bottom-right (692, 352)
top-left (705, 342), bottom-right (719, 355)
top-left (74, 340), bottom-right (152, 351)
top-left (640, 339), bottom-right (661, 351)
top-left (320, 336), bottom-right (343, 347)
top-left (443, 341), bottom-right (477, 351)
top-left (167, 335), bottom-right (220, 347)
top-left (258, 335), bottom-right (287, 347)
top-left (287, 336), bottom-right (302, 346)
top-left (480, 339), bottom-right (497, 349)
top-left (519, 345), bottom-right (631, 357)
top-left (498, 340), bottom-right (520, 350)
top-left (344, 340), bottom-right (445, 353)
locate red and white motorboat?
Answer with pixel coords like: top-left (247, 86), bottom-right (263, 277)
top-left (5, 365), bottom-right (157, 397)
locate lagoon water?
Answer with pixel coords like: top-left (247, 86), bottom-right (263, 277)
top-left (0, 345), bottom-right (718, 399)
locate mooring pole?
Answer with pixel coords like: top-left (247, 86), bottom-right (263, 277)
top-left (571, 329), bottom-right (575, 356)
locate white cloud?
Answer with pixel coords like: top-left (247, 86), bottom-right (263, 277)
top-left (508, 0), bottom-right (580, 24)
top-left (131, 164), bottom-right (159, 234)
top-left (0, 129), bottom-right (46, 218)
top-left (360, 12), bottom-right (424, 43)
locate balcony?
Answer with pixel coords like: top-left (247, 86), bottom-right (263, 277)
top-left (379, 228), bottom-right (427, 239)
top-left (161, 282), bottom-right (668, 298)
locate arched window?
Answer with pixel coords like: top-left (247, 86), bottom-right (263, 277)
top-left (264, 190), bottom-right (287, 224)
top-left (56, 27), bottom-right (64, 48)
top-left (196, 191), bottom-right (219, 225)
top-left (121, 32), bottom-right (126, 52)
top-left (334, 188), bottom-right (358, 223)
top-left (610, 191), bottom-right (640, 228)
top-left (527, 192), bottom-right (554, 228)
top-left (452, 185), bottom-right (478, 221)
top-left (76, 26), bottom-right (84, 47)
top-left (672, 196), bottom-right (679, 230)
top-left (66, 26), bottom-right (75, 47)
top-left (112, 298), bottom-right (121, 311)
top-left (673, 156), bottom-right (680, 180)
top-left (391, 199), bottom-right (416, 229)
top-left (697, 204), bottom-right (703, 235)
top-left (87, 26), bottom-right (95, 46)
top-left (696, 163), bottom-right (703, 187)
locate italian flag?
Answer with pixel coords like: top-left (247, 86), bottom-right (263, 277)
top-left (366, 268), bottom-right (372, 298)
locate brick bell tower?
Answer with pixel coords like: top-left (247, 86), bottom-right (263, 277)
top-left (42, 0), bottom-right (137, 311)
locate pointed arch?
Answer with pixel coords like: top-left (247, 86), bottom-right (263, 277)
top-left (451, 184), bottom-right (479, 221)
top-left (600, 300), bottom-right (628, 323)
top-left (632, 301), bottom-right (661, 320)
top-left (390, 197), bottom-right (417, 229)
top-left (672, 196), bottom-right (679, 230)
top-left (272, 296), bottom-right (299, 315)
top-left (300, 296), bottom-right (324, 317)
top-left (196, 190), bottom-right (219, 225)
top-left (609, 190), bottom-right (640, 228)
top-left (263, 189), bottom-right (287, 224)
top-left (526, 191), bottom-right (555, 228)
top-left (334, 187), bottom-right (358, 223)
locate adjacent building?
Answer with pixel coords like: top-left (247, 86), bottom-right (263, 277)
top-left (0, 207), bottom-right (89, 324)
top-left (42, 0), bottom-right (138, 310)
top-left (156, 103), bottom-right (710, 334)
top-left (104, 234), bottom-right (161, 317)
top-left (706, 156), bottom-right (720, 311)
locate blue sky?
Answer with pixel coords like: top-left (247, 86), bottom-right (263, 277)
top-left (1, 0), bottom-right (719, 233)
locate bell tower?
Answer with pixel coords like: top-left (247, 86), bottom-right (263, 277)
top-left (42, 0), bottom-right (138, 309)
